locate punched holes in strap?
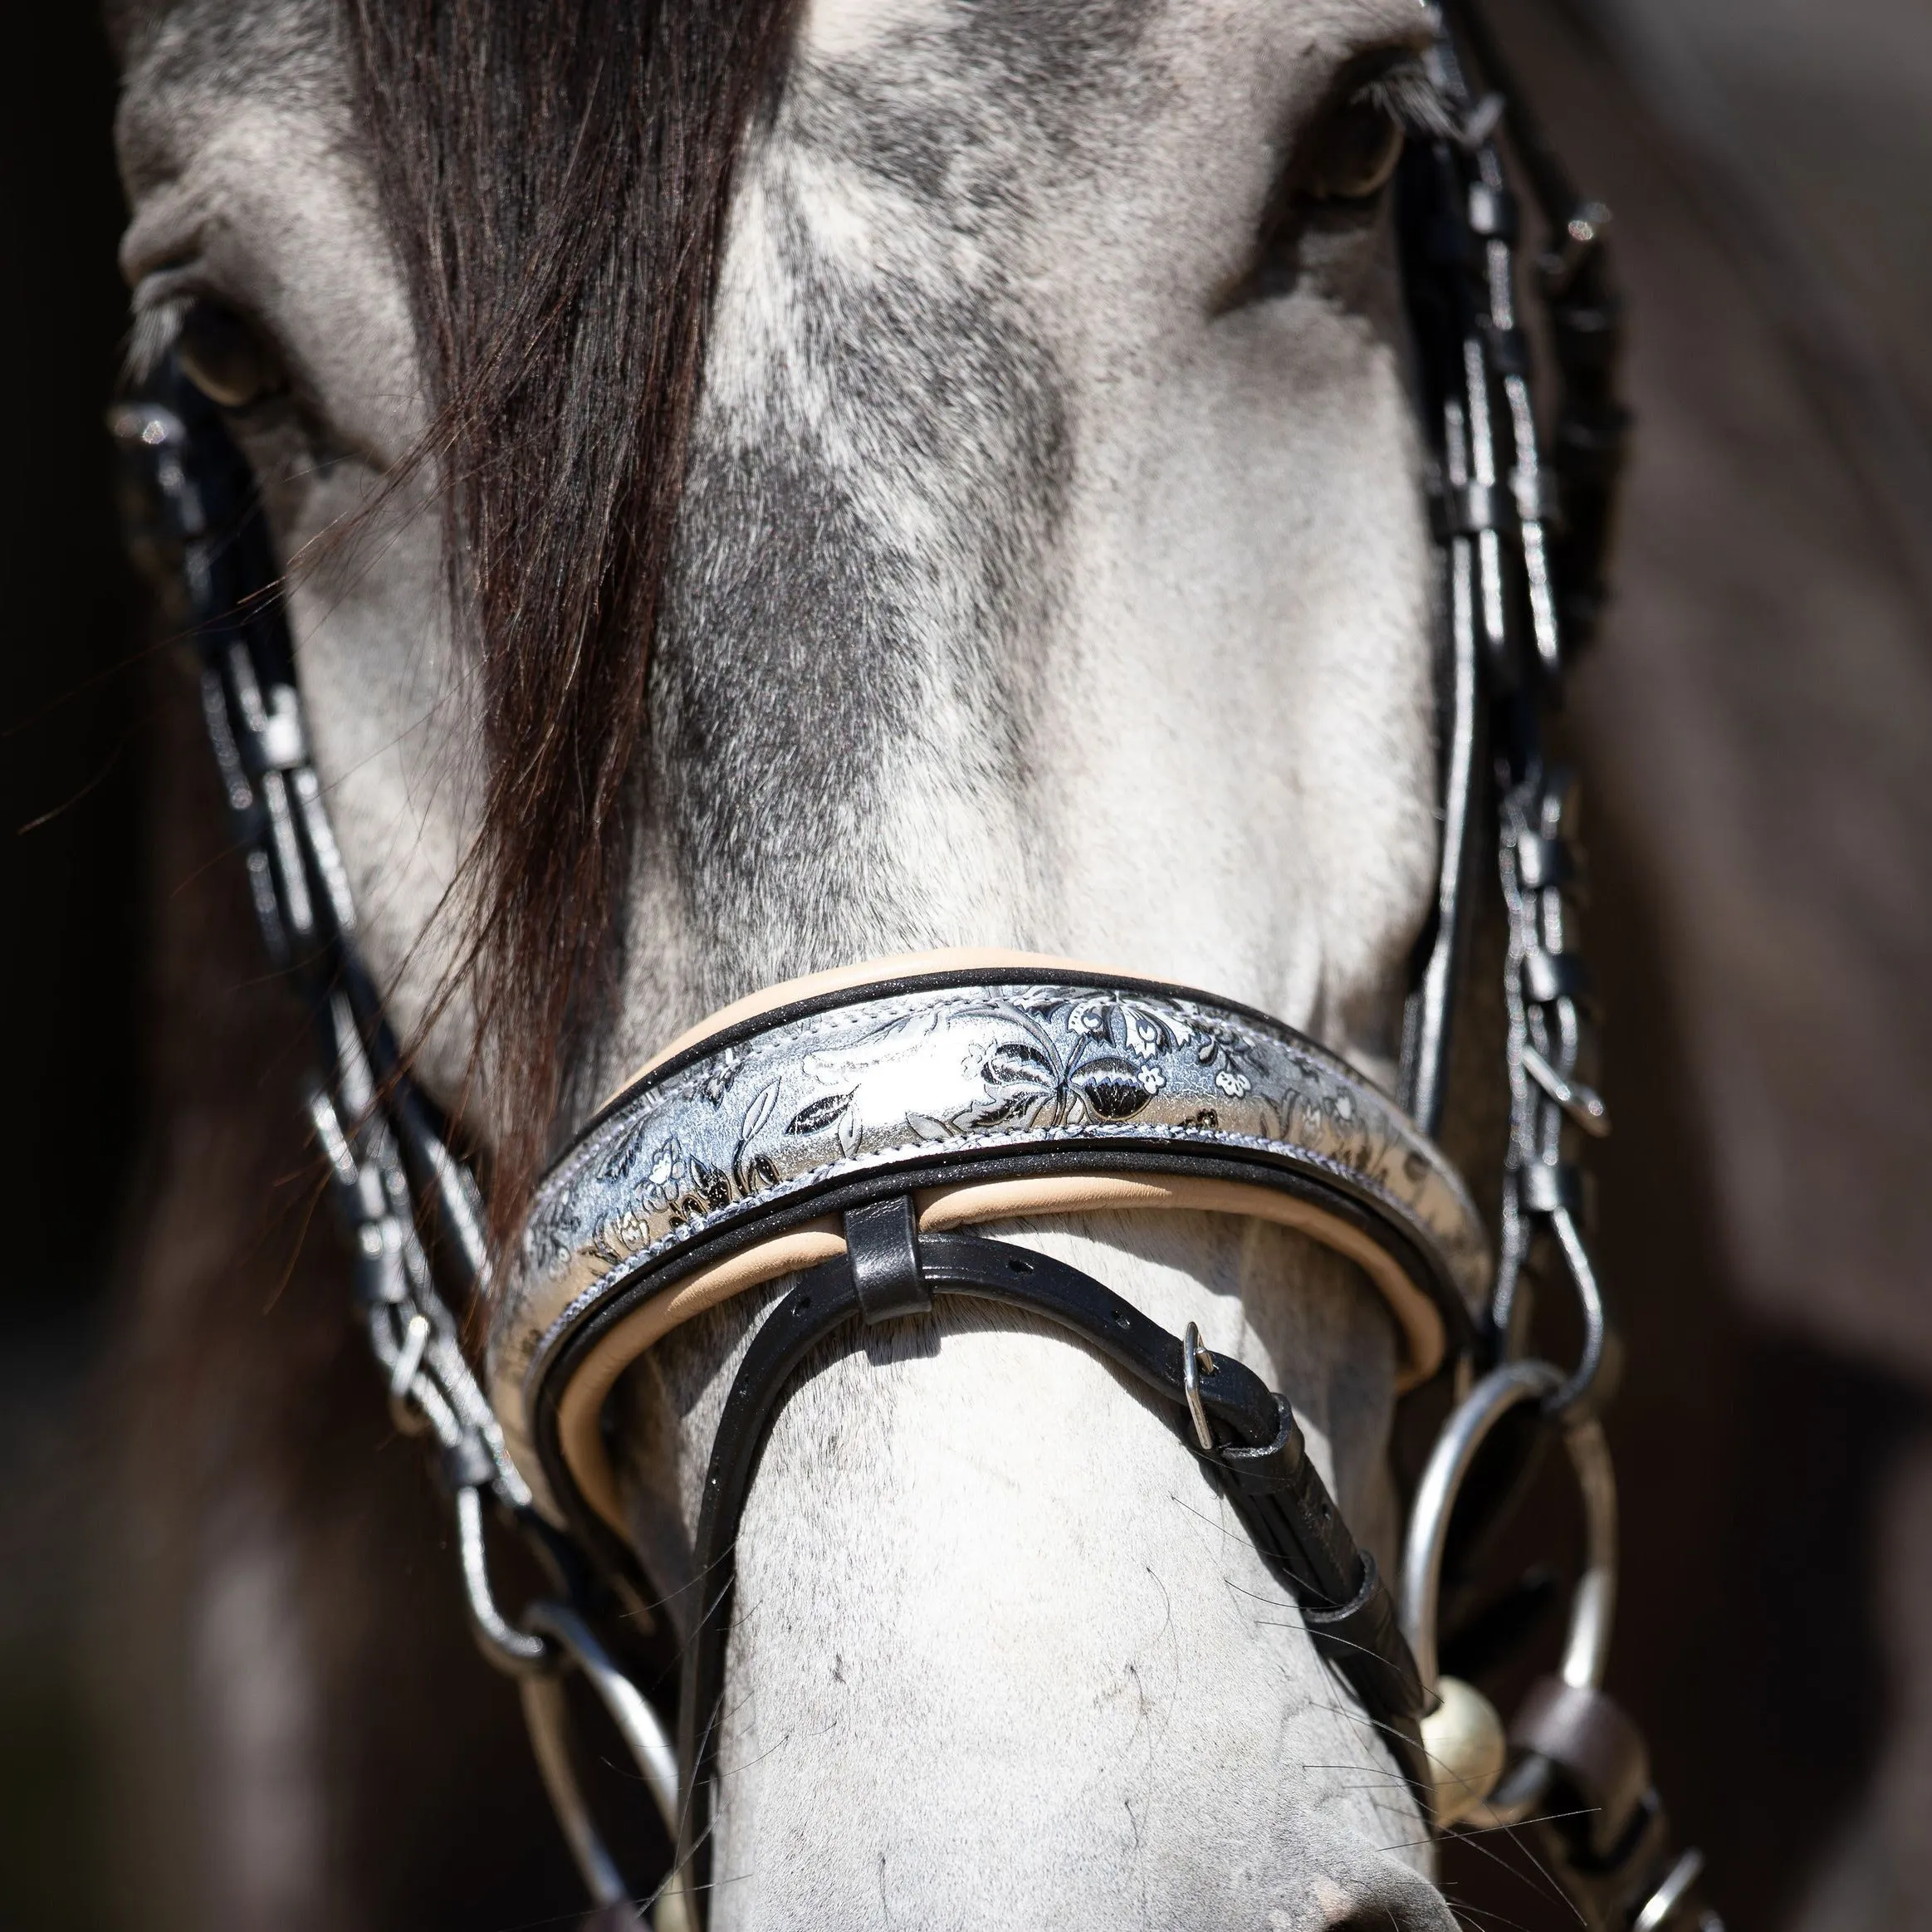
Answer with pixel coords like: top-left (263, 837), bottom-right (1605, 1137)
top-left (844, 1196), bottom-right (932, 1324)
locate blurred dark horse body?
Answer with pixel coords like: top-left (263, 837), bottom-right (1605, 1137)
top-left (98, 1), bottom-right (1932, 1929)
top-left (1508, 2), bottom-right (1932, 1925)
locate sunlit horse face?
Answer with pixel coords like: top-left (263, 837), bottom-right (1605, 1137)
top-left (118, 0), bottom-right (1440, 1099)
top-left (118, 0), bottom-right (1455, 1924)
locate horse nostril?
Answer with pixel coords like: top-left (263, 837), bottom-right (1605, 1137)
top-left (1283, 1860), bottom-right (1460, 1931)
top-left (1317, 1907), bottom-right (1455, 1932)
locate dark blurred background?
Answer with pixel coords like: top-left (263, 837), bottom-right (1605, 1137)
top-left (2, 9), bottom-right (144, 1929)
top-left (6, 2), bottom-right (1931, 1929)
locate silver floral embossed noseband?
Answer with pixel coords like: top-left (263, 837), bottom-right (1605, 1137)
top-left (487, 954), bottom-right (1491, 1532)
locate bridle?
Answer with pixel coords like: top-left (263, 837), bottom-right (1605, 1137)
top-left (112, 9), bottom-right (1721, 1930)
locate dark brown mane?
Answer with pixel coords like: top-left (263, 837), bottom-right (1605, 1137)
top-left (340, 0), bottom-right (798, 1235)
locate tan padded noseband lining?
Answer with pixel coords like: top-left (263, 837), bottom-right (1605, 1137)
top-left (545, 951), bottom-right (1449, 1540)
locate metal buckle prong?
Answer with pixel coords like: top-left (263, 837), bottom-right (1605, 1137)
top-left (1181, 1323), bottom-right (1216, 1455)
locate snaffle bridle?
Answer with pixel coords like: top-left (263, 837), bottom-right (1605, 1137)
top-left (114, 11), bottom-right (1723, 1930)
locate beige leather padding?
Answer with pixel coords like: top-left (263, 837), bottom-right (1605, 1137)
top-left (533, 951), bottom-right (1456, 1539)
top-left (557, 1173), bottom-right (1447, 1536)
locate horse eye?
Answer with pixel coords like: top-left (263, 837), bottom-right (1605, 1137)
top-left (1299, 91), bottom-right (1406, 204)
top-left (174, 297), bottom-right (286, 410)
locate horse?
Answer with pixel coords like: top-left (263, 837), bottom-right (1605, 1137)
top-left (102, 0), bottom-right (1698, 1925)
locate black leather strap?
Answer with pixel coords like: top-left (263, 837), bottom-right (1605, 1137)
top-left (844, 1196), bottom-right (931, 1323)
top-left (673, 1212), bottom-right (1428, 1915)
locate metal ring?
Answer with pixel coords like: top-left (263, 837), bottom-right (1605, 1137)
top-left (455, 1485), bottom-right (552, 1676)
top-left (517, 1601), bottom-right (687, 1924)
top-left (521, 1677), bottom-right (628, 1906)
top-left (1545, 1205), bottom-right (1623, 1420)
top-left (1398, 1361), bottom-right (1617, 1695)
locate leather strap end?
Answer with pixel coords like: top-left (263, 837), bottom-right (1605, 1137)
top-left (1303, 1553), bottom-right (1429, 1724)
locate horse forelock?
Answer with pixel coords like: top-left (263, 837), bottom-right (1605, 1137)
top-left (119, 0), bottom-right (805, 1225)
top-left (115, 0), bottom-right (1440, 1226)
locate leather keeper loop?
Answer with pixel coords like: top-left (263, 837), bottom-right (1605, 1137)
top-left (1302, 1553), bottom-right (1427, 1722)
top-left (1510, 1675), bottom-right (1651, 1851)
top-left (1220, 1397), bottom-right (1353, 1599)
top-left (1431, 480), bottom-right (1515, 540)
top-left (844, 1196), bottom-right (931, 1324)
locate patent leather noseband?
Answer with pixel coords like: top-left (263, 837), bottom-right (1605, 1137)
top-left (678, 1204), bottom-right (1434, 1897)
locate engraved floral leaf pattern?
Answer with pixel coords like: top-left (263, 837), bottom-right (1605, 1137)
top-left (1068, 995), bottom-right (1190, 1061)
top-left (702, 1045), bottom-right (744, 1105)
top-left (1069, 1056), bottom-right (1164, 1121)
top-left (740, 1078), bottom-right (781, 1142)
top-left (785, 1090), bottom-right (854, 1137)
top-left (511, 978), bottom-right (1494, 1364)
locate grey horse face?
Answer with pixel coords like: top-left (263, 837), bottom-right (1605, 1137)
top-left (113, 3), bottom-right (1457, 1925)
top-left (115, 0), bottom-right (1442, 1119)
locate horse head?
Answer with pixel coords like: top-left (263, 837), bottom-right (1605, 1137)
top-left (113, 1), bottom-right (1523, 1924)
